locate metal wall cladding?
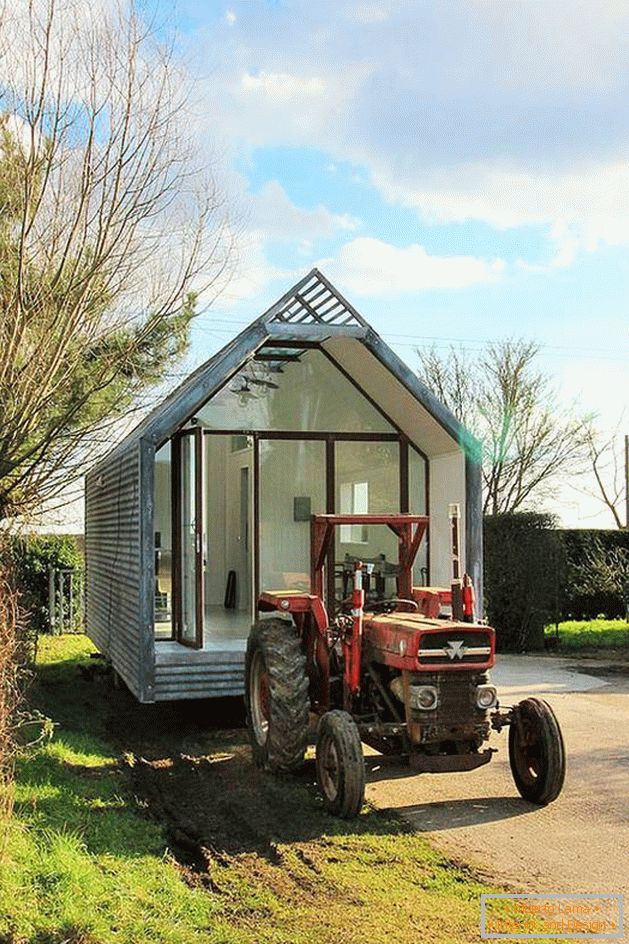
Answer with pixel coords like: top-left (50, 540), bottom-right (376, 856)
top-left (85, 446), bottom-right (144, 699)
top-left (154, 648), bottom-right (246, 700)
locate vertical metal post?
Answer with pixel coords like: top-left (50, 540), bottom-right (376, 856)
top-left (59, 570), bottom-right (65, 634)
top-left (449, 503), bottom-right (463, 620)
top-left (48, 567), bottom-right (56, 633)
top-left (69, 572), bottom-right (74, 631)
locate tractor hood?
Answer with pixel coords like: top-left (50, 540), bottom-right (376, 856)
top-left (363, 613), bottom-right (496, 673)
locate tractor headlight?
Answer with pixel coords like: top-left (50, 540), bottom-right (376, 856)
top-left (476, 685), bottom-right (498, 710)
top-left (410, 685), bottom-right (438, 711)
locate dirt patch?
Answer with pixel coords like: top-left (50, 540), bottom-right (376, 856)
top-left (90, 678), bottom-right (364, 904)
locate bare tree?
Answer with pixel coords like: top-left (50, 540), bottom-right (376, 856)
top-left (417, 340), bottom-right (588, 515)
top-left (580, 421), bottom-right (626, 529)
top-left (0, 0), bottom-right (235, 519)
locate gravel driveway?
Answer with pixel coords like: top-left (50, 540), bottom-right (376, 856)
top-left (365, 655), bottom-right (629, 905)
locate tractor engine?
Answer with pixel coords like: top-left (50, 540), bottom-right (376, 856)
top-left (360, 616), bottom-right (497, 761)
top-left (389, 671), bottom-right (494, 750)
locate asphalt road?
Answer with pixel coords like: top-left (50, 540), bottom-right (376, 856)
top-left (365, 655), bottom-right (629, 904)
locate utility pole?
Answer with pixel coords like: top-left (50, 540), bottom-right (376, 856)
top-left (625, 434), bottom-right (629, 530)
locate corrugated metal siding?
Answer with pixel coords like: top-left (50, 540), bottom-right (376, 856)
top-left (85, 446), bottom-right (146, 700)
top-left (154, 645), bottom-right (245, 700)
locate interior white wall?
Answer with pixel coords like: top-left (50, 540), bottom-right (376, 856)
top-left (428, 450), bottom-right (466, 587)
top-left (205, 435), bottom-right (253, 613)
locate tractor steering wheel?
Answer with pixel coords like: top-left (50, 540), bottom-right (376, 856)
top-left (369, 598), bottom-right (419, 614)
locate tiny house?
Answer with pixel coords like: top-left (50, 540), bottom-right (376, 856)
top-left (85, 270), bottom-right (482, 702)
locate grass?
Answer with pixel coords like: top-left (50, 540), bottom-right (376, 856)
top-left (0, 634), bottom-right (564, 944)
top-left (545, 619), bottom-right (629, 653)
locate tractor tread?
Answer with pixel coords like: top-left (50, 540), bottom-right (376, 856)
top-left (509, 696), bottom-right (566, 805)
top-left (245, 618), bottom-right (309, 773)
top-left (316, 709), bottom-right (365, 819)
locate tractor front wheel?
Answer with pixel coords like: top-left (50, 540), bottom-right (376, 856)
top-left (245, 619), bottom-right (309, 773)
top-left (508, 697), bottom-right (566, 805)
top-left (316, 710), bottom-right (365, 818)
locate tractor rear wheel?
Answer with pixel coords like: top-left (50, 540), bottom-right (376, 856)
top-left (316, 710), bottom-right (365, 818)
top-left (245, 618), bottom-right (309, 773)
top-left (509, 697), bottom-right (566, 805)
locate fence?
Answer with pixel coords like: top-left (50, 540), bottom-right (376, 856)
top-left (47, 566), bottom-right (84, 634)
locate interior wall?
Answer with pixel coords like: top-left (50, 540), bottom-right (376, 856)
top-left (428, 450), bottom-right (466, 587)
top-left (205, 435), bottom-right (254, 613)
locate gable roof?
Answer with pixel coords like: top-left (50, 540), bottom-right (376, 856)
top-left (87, 269), bottom-right (479, 475)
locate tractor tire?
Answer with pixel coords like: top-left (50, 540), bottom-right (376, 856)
top-left (508, 697), bottom-right (566, 805)
top-left (245, 618), bottom-right (309, 773)
top-left (315, 710), bottom-right (365, 819)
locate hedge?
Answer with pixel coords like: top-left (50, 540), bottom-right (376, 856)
top-left (484, 517), bottom-right (629, 650)
top-left (484, 513), bottom-right (562, 651)
top-left (560, 529), bottom-right (629, 621)
top-left (4, 534), bottom-right (84, 634)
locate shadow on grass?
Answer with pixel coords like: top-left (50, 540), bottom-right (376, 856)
top-left (24, 642), bottom-right (532, 875)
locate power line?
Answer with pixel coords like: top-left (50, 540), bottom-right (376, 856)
top-left (190, 321), bottom-right (629, 363)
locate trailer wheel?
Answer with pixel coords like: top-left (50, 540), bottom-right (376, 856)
top-left (508, 697), bottom-right (566, 805)
top-left (245, 619), bottom-right (309, 773)
top-left (316, 710), bottom-right (365, 818)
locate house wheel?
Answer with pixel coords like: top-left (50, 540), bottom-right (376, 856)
top-left (509, 697), bottom-right (566, 805)
top-left (245, 619), bottom-right (309, 772)
top-left (315, 710), bottom-right (365, 818)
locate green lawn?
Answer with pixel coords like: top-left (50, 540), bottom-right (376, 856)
top-left (0, 634), bottom-right (511, 944)
top-left (545, 619), bottom-right (629, 652)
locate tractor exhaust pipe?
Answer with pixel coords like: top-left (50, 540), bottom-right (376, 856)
top-left (345, 560), bottom-right (364, 698)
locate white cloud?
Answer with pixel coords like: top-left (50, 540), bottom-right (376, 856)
top-left (217, 233), bottom-right (290, 306)
top-left (250, 180), bottom-right (359, 241)
top-left (371, 160), bottom-right (629, 261)
top-left (240, 70), bottom-right (325, 103)
top-left (321, 237), bottom-right (505, 296)
top-left (190, 1), bottom-right (629, 267)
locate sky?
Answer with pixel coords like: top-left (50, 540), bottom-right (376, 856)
top-left (54, 0), bottom-right (629, 528)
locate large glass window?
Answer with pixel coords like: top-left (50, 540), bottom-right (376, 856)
top-left (334, 441), bottom-right (400, 605)
top-left (196, 349), bottom-right (394, 433)
top-left (409, 446), bottom-right (429, 585)
top-left (259, 439), bottom-right (326, 592)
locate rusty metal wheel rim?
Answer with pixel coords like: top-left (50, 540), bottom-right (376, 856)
top-left (514, 719), bottom-right (542, 786)
top-left (250, 650), bottom-right (270, 746)
top-left (318, 733), bottom-right (340, 802)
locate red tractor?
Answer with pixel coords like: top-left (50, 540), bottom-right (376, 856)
top-left (245, 511), bottom-right (565, 817)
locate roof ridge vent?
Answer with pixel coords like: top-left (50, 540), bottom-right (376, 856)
top-left (263, 268), bottom-right (368, 328)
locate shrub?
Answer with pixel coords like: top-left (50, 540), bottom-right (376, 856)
top-left (560, 530), bottom-right (629, 621)
top-left (8, 535), bottom-right (84, 635)
top-left (484, 513), bottom-right (561, 651)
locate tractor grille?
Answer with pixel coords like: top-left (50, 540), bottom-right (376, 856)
top-left (417, 629), bottom-right (493, 668)
top-left (410, 672), bottom-right (491, 743)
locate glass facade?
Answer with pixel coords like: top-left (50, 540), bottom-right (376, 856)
top-left (154, 346), bottom-right (429, 645)
top-left (409, 446), bottom-right (429, 585)
top-left (154, 441), bottom-right (173, 636)
top-left (334, 441), bottom-right (400, 606)
top-left (196, 349), bottom-right (394, 433)
top-left (259, 439), bottom-right (326, 593)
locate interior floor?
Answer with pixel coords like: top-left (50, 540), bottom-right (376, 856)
top-left (154, 604), bottom-right (251, 651)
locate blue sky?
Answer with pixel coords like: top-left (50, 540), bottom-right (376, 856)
top-left (155, 1), bottom-right (628, 525)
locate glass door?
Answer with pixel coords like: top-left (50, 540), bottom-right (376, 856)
top-left (173, 428), bottom-right (204, 648)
